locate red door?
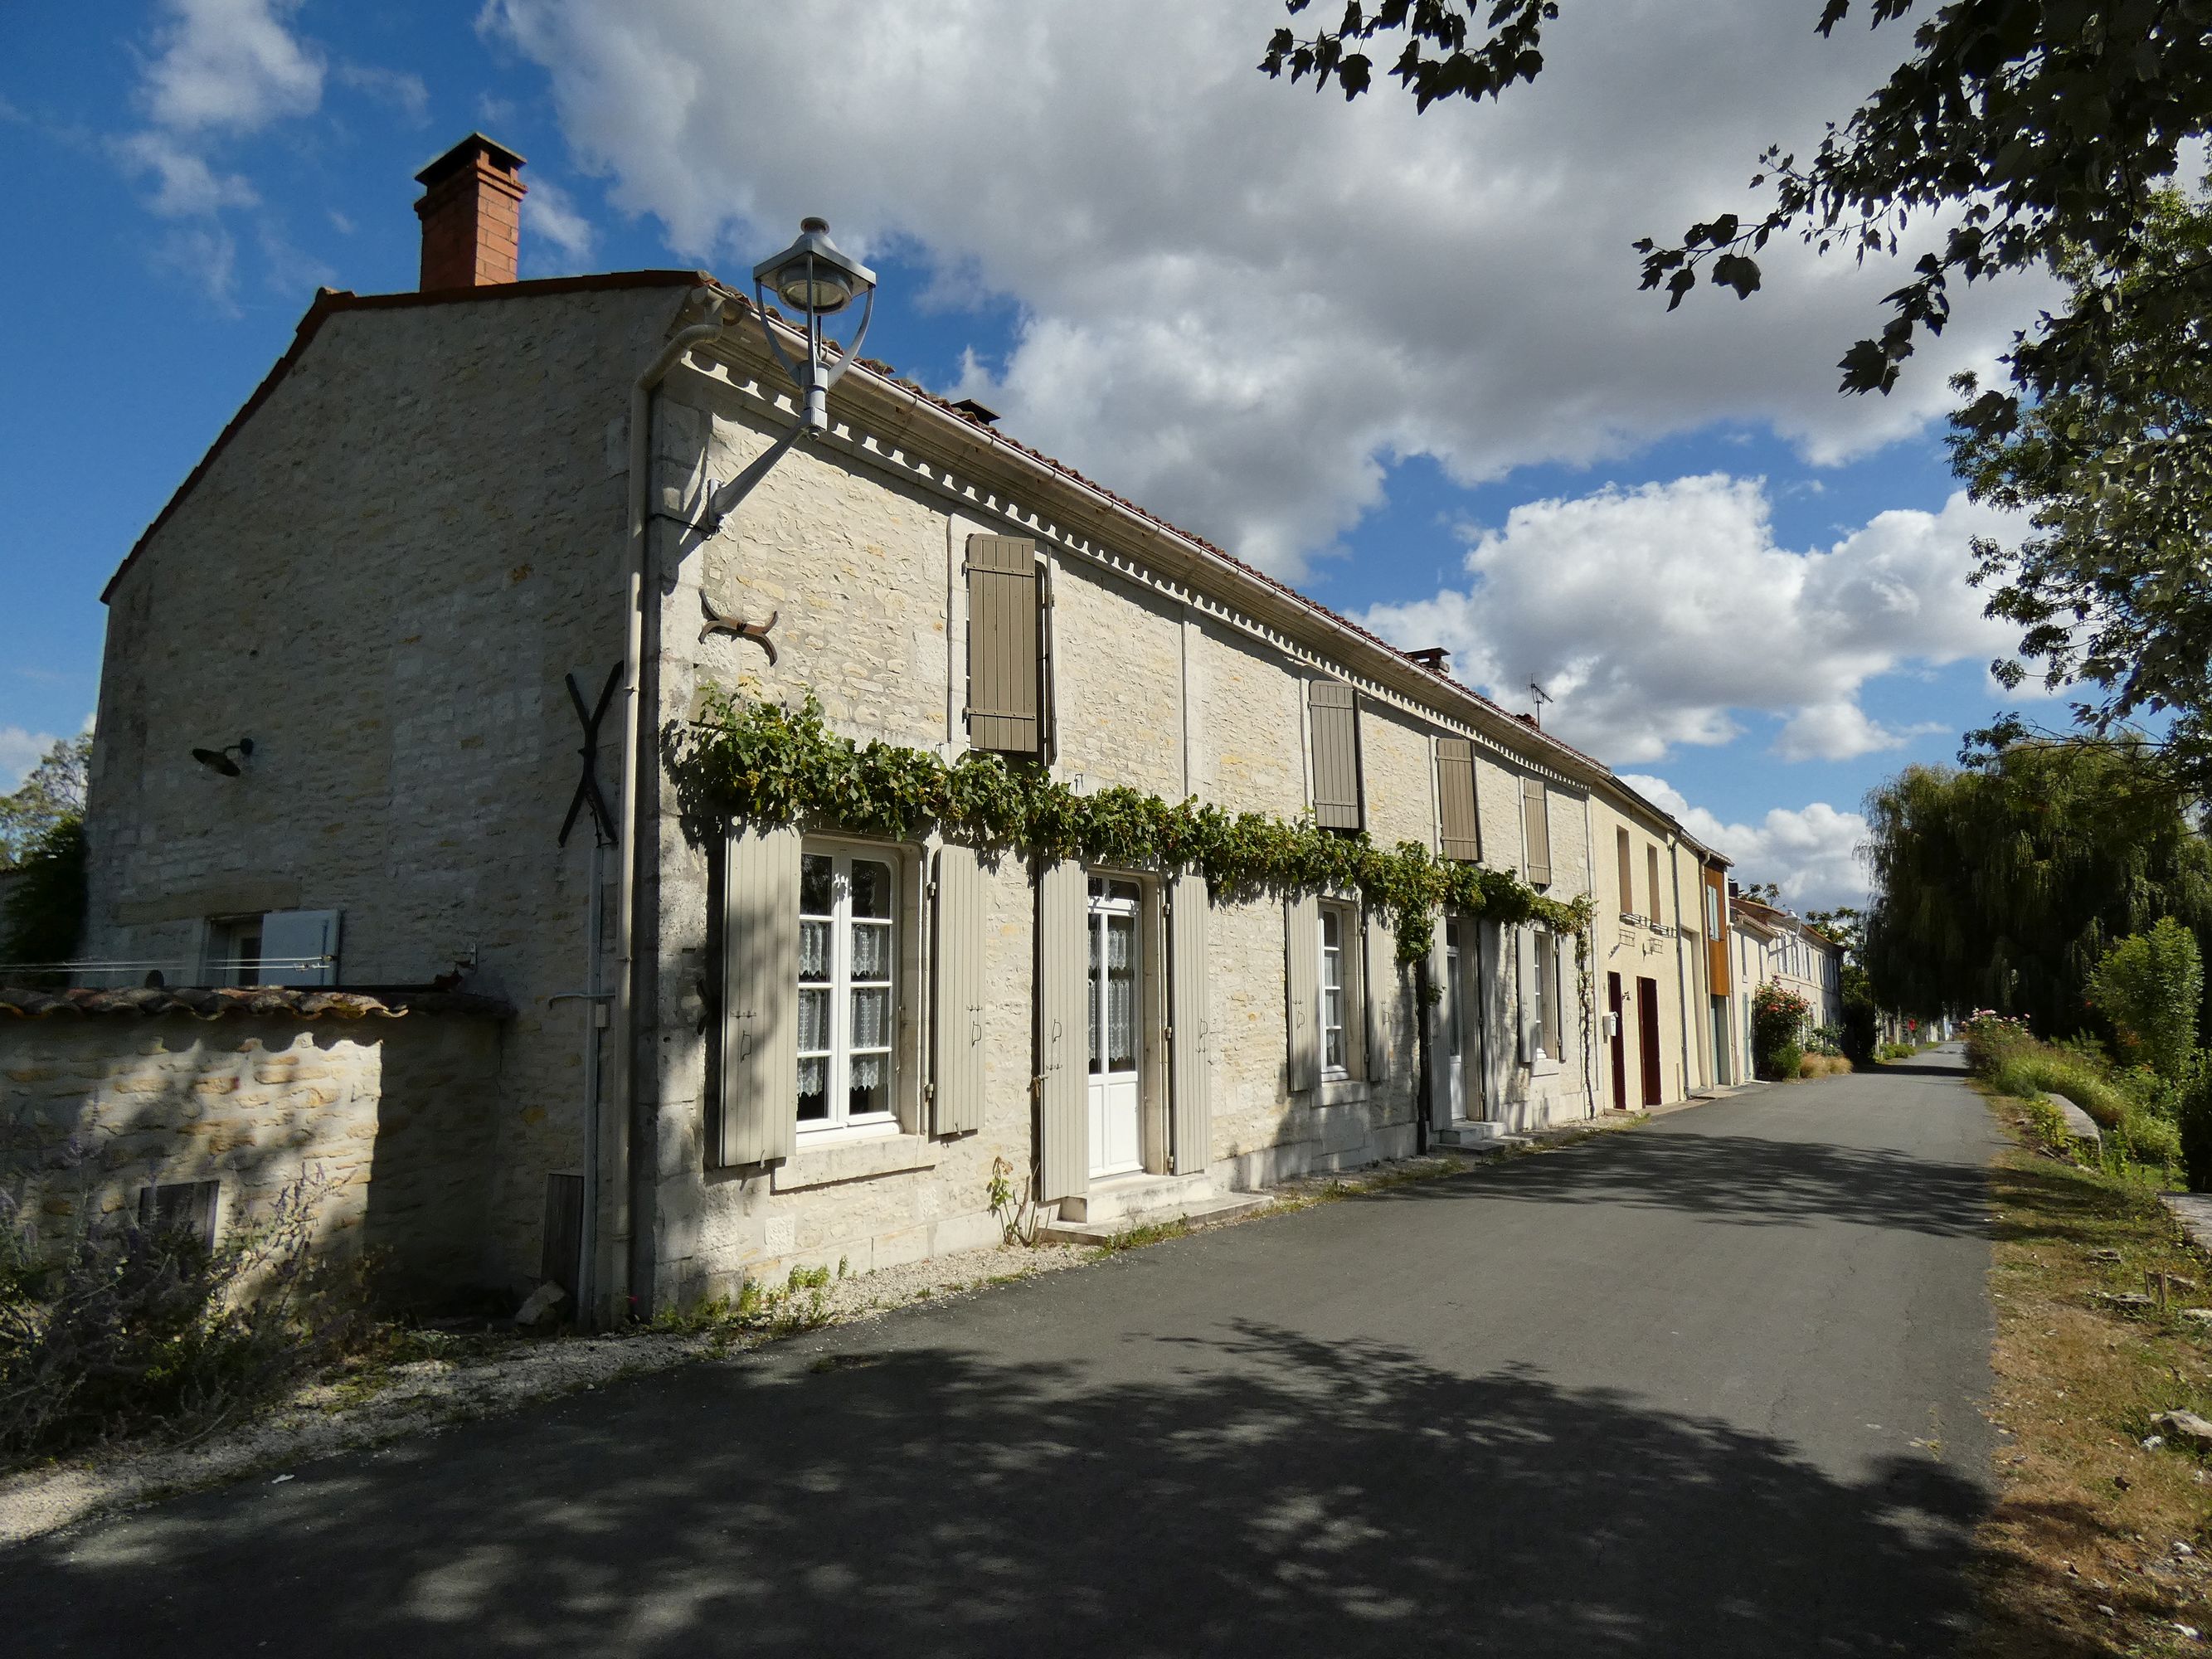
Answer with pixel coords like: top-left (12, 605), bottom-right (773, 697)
top-left (1607, 972), bottom-right (1627, 1110)
top-left (1637, 976), bottom-right (1664, 1106)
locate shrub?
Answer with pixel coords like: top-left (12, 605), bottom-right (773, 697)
top-left (2120, 1105), bottom-right (2183, 1170)
top-left (1753, 985), bottom-right (1812, 1080)
top-left (1839, 995), bottom-right (1879, 1065)
top-left (2088, 917), bottom-right (2205, 1082)
top-left (0, 1172), bottom-right (367, 1462)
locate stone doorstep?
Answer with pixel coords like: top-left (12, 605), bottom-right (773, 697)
top-left (1037, 1188), bottom-right (1271, 1246)
top-left (1432, 1124), bottom-right (1535, 1155)
top-left (1057, 1168), bottom-right (1217, 1224)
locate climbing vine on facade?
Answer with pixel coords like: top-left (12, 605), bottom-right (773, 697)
top-left (668, 688), bottom-right (1593, 973)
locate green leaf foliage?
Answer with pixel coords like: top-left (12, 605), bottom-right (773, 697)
top-left (667, 688), bottom-right (1592, 972)
top-left (2088, 917), bottom-right (2204, 1083)
top-left (0, 817), bottom-right (85, 984)
top-left (1861, 737), bottom-right (2212, 1035)
top-left (1952, 188), bottom-right (2212, 801)
top-left (0, 732), bottom-right (88, 869)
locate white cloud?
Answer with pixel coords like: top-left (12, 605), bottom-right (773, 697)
top-left (1622, 774), bottom-right (1870, 909)
top-left (335, 62), bottom-right (429, 126)
top-left (139, 0), bottom-right (323, 134)
top-left (111, 131), bottom-right (258, 216)
top-left (481, 0), bottom-right (2053, 577)
top-left (1355, 474), bottom-right (2011, 766)
top-left (152, 224), bottom-right (241, 310)
top-left (0, 727), bottom-right (60, 791)
top-left (521, 178), bottom-right (596, 266)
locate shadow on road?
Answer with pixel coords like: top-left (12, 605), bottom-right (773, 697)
top-left (4, 1321), bottom-right (1989, 1657)
top-left (1379, 1126), bottom-right (1991, 1237)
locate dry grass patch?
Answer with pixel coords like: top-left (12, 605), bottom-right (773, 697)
top-left (1975, 1094), bottom-right (2212, 1656)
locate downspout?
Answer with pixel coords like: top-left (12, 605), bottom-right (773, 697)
top-left (1580, 788), bottom-right (1599, 1118)
top-left (1668, 838), bottom-right (1695, 1095)
top-left (609, 289), bottom-right (737, 1327)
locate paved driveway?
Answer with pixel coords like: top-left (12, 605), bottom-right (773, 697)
top-left (2, 1053), bottom-right (1996, 1657)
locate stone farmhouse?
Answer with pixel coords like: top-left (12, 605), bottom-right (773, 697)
top-left (13, 136), bottom-right (1751, 1323)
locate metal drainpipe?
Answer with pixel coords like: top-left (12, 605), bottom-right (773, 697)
top-left (607, 290), bottom-right (736, 1328)
top-left (1668, 839), bottom-right (1696, 1095)
top-left (1580, 788), bottom-right (1599, 1118)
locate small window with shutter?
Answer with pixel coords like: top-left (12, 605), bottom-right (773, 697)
top-left (1521, 776), bottom-right (1552, 887)
top-left (1309, 680), bottom-right (1363, 832)
top-left (1436, 737), bottom-right (1480, 862)
top-left (965, 534), bottom-right (1046, 758)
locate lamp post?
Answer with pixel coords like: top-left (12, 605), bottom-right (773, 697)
top-left (751, 217), bottom-right (876, 433)
top-left (705, 216), bottom-right (878, 530)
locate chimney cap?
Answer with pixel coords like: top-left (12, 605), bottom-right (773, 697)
top-left (415, 132), bottom-right (527, 189)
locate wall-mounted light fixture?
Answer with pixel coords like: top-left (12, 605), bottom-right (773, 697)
top-left (190, 737), bottom-right (254, 777)
top-left (701, 217), bottom-right (880, 534)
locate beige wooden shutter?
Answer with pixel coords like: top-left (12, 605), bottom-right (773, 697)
top-left (1284, 893), bottom-right (1320, 1092)
top-left (1167, 873), bottom-right (1211, 1175)
top-left (1423, 915), bottom-right (1451, 1126)
top-left (1036, 860), bottom-right (1089, 1201)
top-left (1356, 908), bottom-right (1381, 1082)
top-left (931, 844), bottom-right (986, 1136)
top-left (1515, 927), bottom-right (1542, 1064)
top-left (1521, 776), bottom-right (1552, 886)
top-left (1436, 738), bottom-right (1480, 862)
top-left (717, 824), bottom-right (800, 1168)
top-left (1309, 681), bottom-right (1363, 830)
top-left (966, 535), bottom-right (1041, 755)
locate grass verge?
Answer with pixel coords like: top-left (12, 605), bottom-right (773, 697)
top-left (1975, 1090), bottom-right (2212, 1657)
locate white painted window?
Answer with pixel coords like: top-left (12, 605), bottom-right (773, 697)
top-left (797, 846), bottom-right (898, 1135)
top-left (1319, 900), bottom-right (1358, 1078)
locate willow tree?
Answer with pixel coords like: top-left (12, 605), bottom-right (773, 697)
top-left (1861, 737), bottom-right (2212, 1032)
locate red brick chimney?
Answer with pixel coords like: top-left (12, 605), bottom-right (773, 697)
top-left (413, 134), bottom-right (527, 291)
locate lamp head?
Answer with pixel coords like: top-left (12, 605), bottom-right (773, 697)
top-left (192, 737), bottom-right (254, 777)
top-left (753, 217), bottom-right (875, 318)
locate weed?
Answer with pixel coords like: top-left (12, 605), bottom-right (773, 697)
top-left (1096, 1218), bottom-right (1191, 1254)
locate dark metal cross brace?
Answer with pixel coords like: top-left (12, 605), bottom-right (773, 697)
top-left (558, 664), bottom-right (621, 848)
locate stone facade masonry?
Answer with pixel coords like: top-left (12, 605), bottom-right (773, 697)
top-left (68, 278), bottom-right (1704, 1319)
top-left (1, 1013), bottom-right (503, 1293)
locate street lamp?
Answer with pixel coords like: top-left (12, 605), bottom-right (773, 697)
top-left (751, 216), bottom-right (876, 434)
top-left (703, 217), bottom-right (878, 533)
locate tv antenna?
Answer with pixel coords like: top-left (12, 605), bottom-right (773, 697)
top-left (1529, 681), bottom-right (1553, 728)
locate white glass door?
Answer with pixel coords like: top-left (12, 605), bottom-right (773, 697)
top-left (1087, 877), bottom-right (1143, 1178)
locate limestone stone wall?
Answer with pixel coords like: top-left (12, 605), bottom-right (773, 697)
top-left (82, 283), bottom-right (693, 1297)
top-left (0, 1012), bottom-right (504, 1292)
top-left (630, 372), bottom-right (1604, 1298)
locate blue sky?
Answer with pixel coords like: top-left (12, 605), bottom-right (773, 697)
top-left (0, 2), bottom-right (2055, 906)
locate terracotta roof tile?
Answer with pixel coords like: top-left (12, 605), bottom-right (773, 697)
top-left (0, 985), bottom-right (513, 1020)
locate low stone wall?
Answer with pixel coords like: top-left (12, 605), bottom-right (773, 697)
top-left (0, 990), bottom-right (508, 1300)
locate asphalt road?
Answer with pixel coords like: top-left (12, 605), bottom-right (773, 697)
top-left (1, 1052), bottom-right (1997, 1657)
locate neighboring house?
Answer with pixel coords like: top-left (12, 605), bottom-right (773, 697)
top-left (1729, 893), bottom-right (1845, 1052)
top-left (1587, 788), bottom-right (1733, 1109)
top-left (48, 135), bottom-right (1745, 1320)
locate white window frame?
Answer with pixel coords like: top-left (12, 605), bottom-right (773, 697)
top-left (1318, 899), bottom-right (1359, 1081)
top-left (1533, 929), bottom-right (1563, 1061)
top-left (796, 841), bottom-right (901, 1141)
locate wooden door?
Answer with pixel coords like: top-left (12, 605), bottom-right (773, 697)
top-left (1607, 971), bottom-right (1627, 1111)
top-left (1636, 976), bottom-right (1664, 1107)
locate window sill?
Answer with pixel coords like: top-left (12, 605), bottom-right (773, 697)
top-left (1529, 1057), bottom-right (1564, 1079)
top-left (771, 1132), bottom-right (939, 1194)
top-left (1320, 1077), bottom-right (1370, 1107)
